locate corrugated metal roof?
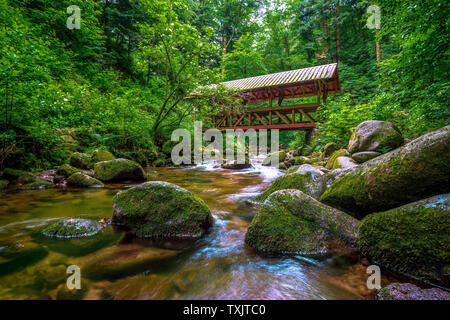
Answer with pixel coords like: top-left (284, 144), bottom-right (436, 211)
top-left (213, 63), bottom-right (338, 91)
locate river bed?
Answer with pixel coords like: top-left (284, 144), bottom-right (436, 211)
top-left (0, 164), bottom-right (398, 299)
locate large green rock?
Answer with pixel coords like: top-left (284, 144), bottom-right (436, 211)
top-left (2, 168), bottom-right (35, 184)
top-left (258, 164), bottom-right (325, 201)
top-left (69, 152), bottom-right (92, 170)
top-left (55, 164), bottom-right (80, 178)
top-left (94, 158), bottom-right (146, 182)
top-left (112, 181), bottom-right (213, 239)
top-left (91, 149), bottom-right (115, 163)
top-left (245, 190), bottom-right (359, 255)
top-left (325, 149), bottom-right (347, 169)
top-left (42, 218), bottom-right (106, 238)
top-left (351, 151), bottom-right (381, 163)
top-left (358, 194), bottom-right (450, 282)
top-left (322, 142), bottom-right (337, 158)
top-left (320, 126), bottom-right (450, 217)
top-left (348, 120), bottom-right (403, 154)
top-left (332, 156), bottom-right (358, 170)
top-left (67, 172), bottom-right (104, 188)
top-left (262, 150), bottom-right (287, 166)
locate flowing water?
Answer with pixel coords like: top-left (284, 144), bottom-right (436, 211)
top-left (0, 164), bottom-right (396, 300)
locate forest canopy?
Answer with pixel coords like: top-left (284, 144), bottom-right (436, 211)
top-left (0, 0), bottom-right (448, 169)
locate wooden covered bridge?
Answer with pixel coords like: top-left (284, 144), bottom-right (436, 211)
top-left (206, 63), bottom-right (341, 131)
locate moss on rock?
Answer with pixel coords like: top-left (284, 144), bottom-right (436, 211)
top-left (67, 172), bottom-right (104, 188)
top-left (322, 142), bottom-right (337, 158)
top-left (262, 150), bottom-right (287, 166)
top-left (325, 149), bottom-right (347, 169)
top-left (91, 149), bottom-right (115, 163)
top-left (3, 168), bottom-right (36, 184)
top-left (320, 126), bottom-right (450, 217)
top-left (112, 181), bottom-right (213, 239)
top-left (348, 120), bottom-right (403, 154)
top-left (69, 152), bottom-right (92, 170)
top-left (42, 218), bottom-right (106, 238)
top-left (55, 164), bottom-right (80, 178)
top-left (94, 158), bottom-right (146, 182)
top-left (358, 194), bottom-right (450, 282)
top-left (0, 180), bottom-right (9, 190)
top-left (351, 151), bottom-right (381, 163)
top-left (245, 190), bottom-right (359, 255)
top-left (21, 180), bottom-right (54, 190)
top-left (258, 164), bottom-right (325, 201)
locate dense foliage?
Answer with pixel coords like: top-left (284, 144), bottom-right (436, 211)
top-left (0, 0), bottom-right (448, 170)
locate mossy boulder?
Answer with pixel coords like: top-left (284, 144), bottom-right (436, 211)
top-left (69, 152), bottom-right (92, 170)
top-left (332, 156), bottom-right (358, 170)
top-left (0, 180), bottom-right (9, 190)
top-left (320, 126), bottom-right (450, 217)
top-left (376, 283), bottom-right (450, 300)
top-left (325, 149), bottom-right (347, 169)
top-left (262, 150), bottom-right (287, 166)
top-left (245, 190), bottom-right (359, 255)
top-left (91, 149), bottom-right (115, 163)
top-left (21, 180), bottom-right (54, 190)
top-left (2, 168), bottom-right (36, 184)
top-left (258, 164), bottom-right (325, 201)
top-left (351, 151), bottom-right (381, 163)
top-left (112, 181), bottom-right (214, 239)
top-left (152, 158), bottom-right (166, 167)
top-left (322, 142), bottom-right (337, 158)
top-left (55, 164), bottom-right (80, 178)
top-left (358, 194), bottom-right (450, 282)
top-left (94, 158), bottom-right (146, 182)
top-left (67, 172), bottom-right (104, 188)
top-left (348, 120), bottom-right (403, 154)
top-left (221, 160), bottom-right (252, 170)
top-left (42, 218), bottom-right (107, 238)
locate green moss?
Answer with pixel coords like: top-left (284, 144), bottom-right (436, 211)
top-left (322, 142), bottom-right (337, 158)
top-left (55, 164), bottom-right (79, 178)
top-left (94, 158), bottom-right (146, 182)
top-left (69, 152), bottom-right (92, 169)
top-left (0, 180), bottom-right (8, 190)
top-left (21, 180), bottom-right (54, 190)
top-left (67, 172), bottom-right (104, 187)
top-left (258, 167), bottom-right (325, 201)
top-left (245, 190), bottom-right (359, 254)
top-left (2, 168), bottom-right (35, 183)
top-left (42, 218), bottom-right (105, 238)
top-left (152, 158), bottom-right (166, 167)
top-left (262, 150), bottom-right (287, 166)
top-left (358, 194), bottom-right (450, 281)
top-left (91, 149), bottom-right (115, 163)
top-left (112, 181), bottom-right (213, 239)
top-left (325, 149), bottom-right (347, 169)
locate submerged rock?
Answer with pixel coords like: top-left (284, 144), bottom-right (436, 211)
top-left (351, 151), bottom-right (381, 163)
top-left (21, 180), bottom-right (54, 190)
top-left (77, 243), bottom-right (178, 280)
top-left (112, 181), bottom-right (213, 239)
top-left (67, 172), bottom-right (104, 188)
top-left (94, 158), bottom-right (146, 182)
top-left (221, 160), bottom-right (252, 170)
top-left (69, 152), bottom-right (92, 170)
top-left (348, 120), bottom-right (403, 154)
top-left (245, 190), bottom-right (359, 255)
top-left (358, 194), bottom-right (450, 282)
top-left (377, 283), bottom-right (450, 300)
top-left (0, 242), bottom-right (49, 277)
top-left (91, 149), bottom-right (115, 163)
top-left (42, 218), bottom-right (106, 238)
top-left (55, 164), bottom-right (79, 178)
top-left (258, 164), bottom-right (325, 201)
top-left (320, 126), bottom-right (450, 217)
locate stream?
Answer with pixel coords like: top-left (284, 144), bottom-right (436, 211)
top-left (0, 163), bottom-right (394, 299)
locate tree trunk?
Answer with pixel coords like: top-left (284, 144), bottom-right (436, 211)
top-left (335, 0), bottom-right (341, 64)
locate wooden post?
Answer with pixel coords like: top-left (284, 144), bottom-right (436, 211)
top-left (305, 129), bottom-right (313, 146)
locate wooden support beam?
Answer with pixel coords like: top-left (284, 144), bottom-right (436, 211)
top-left (275, 111), bottom-right (290, 125)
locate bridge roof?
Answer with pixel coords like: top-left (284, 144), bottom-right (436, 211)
top-left (217, 63), bottom-right (338, 91)
top-left (200, 63), bottom-right (340, 104)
